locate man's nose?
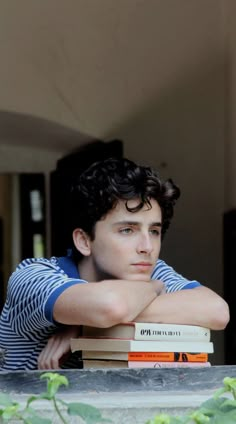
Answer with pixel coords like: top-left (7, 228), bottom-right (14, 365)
top-left (137, 234), bottom-right (153, 254)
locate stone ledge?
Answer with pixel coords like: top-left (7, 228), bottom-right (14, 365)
top-left (0, 365), bottom-right (235, 394)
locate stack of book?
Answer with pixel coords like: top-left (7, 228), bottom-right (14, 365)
top-left (70, 322), bottom-right (213, 369)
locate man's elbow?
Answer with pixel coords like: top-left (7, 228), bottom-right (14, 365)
top-left (97, 295), bottom-right (129, 328)
top-left (210, 298), bottom-right (230, 330)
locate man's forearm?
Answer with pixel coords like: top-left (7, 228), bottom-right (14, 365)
top-left (134, 286), bottom-right (230, 330)
top-left (54, 279), bottom-right (161, 327)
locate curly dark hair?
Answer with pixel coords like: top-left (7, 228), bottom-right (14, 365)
top-left (69, 158), bottom-right (180, 261)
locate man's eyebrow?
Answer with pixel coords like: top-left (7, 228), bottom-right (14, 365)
top-left (113, 221), bottom-right (162, 227)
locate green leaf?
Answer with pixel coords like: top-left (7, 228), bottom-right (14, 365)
top-left (40, 372), bottom-right (68, 399)
top-left (207, 410), bottom-right (236, 424)
top-left (0, 393), bottom-right (15, 407)
top-left (67, 402), bottom-right (112, 423)
top-left (40, 372), bottom-right (68, 387)
top-left (214, 377), bottom-right (236, 400)
top-left (199, 397), bottom-right (230, 415)
top-left (1, 404), bottom-right (20, 420)
top-left (199, 396), bottom-right (236, 417)
top-left (145, 415), bottom-right (188, 424)
top-left (221, 399), bottom-right (236, 409)
top-left (189, 410), bottom-right (210, 423)
top-left (36, 392), bottom-right (54, 401)
top-left (223, 377), bottom-right (236, 390)
top-left (26, 395), bottom-right (41, 407)
top-left (25, 416), bottom-right (52, 424)
top-left (145, 414), bottom-right (171, 424)
top-left (191, 395), bottom-right (236, 424)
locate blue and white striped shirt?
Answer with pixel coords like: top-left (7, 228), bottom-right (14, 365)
top-left (0, 255), bottom-right (201, 370)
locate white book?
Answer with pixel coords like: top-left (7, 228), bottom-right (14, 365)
top-left (82, 360), bottom-right (211, 369)
top-left (83, 322), bottom-right (211, 342)
top-left (71, 338), bottom-right (214, 353)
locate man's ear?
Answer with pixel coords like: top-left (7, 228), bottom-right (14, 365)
top-left (72, 229), bottom-right (91, 256)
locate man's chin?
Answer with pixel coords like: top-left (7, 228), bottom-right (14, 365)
top-left (101, 272), bottom-right (151, 282)
top-left (123, 274), bottom-right (151, 282)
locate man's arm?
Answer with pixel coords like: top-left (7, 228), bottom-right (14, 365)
top-left (53, 280), bottom-right (229, 331)
top-left (134, 286), bottom-right (229, 330)
top-left (53, 279), bottom-right (163, 328)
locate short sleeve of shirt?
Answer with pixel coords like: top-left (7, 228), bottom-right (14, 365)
top-left (6, 257), bottom-right (87, 338)
top-left (151, 259), bottom-right (202, 292)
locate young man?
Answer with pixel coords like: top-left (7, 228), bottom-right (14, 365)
top-left (0, 158), bottom-right (229, 370)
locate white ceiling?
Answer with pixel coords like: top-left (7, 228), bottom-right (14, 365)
top-left (0, 0), bottom-right (221, 152)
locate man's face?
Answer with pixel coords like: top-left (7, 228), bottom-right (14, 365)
top-left (88, 198), bottom-right (162, 281)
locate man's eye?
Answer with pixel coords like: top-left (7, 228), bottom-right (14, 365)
top-left (150, 229), bottom-right (160, 236)
top-left (119, 228), bottom-right (133, 234)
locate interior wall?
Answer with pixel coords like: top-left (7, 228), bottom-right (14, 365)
top-left (0, 175), bottom-right (12, 295)
top-left (224, 0), bottom-right (236, 211)
top-left (0, 144), bottom-right (61, 173)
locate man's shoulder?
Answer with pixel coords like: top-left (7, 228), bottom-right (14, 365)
top-left (151, 259), bottom-right (202, 291)
top-left (15, 256), bottom-right (59, 271)
top-left (8, 256), bottom-right (70, 292)
top-left (152, 259), bottom-right (169, 271)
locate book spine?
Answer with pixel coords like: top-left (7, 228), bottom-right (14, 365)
top-left (82, 360), bottom-right (211, 369)
top-left (82, 351), bottom-right (128, 361)
top-left (82, 360), bottom-right (128, 369)
top-left (128, 361), bottom-right (211, 368)
top-left (128, 352), bottom-right (208, 362)
top-left (134, 323), bottom-right (210, 341)
top-left (82, 323), bottom-right (210, 342)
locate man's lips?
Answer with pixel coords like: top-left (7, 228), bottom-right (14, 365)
top-left (132, 262), bottom-right (153, 270)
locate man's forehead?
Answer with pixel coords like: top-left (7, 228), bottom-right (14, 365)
top-left (105, 198), bottom-right (162, 220)
top-left (97, 198), bottom-right (162, 227)
top-left (115, 198), bottom-right (160, 210)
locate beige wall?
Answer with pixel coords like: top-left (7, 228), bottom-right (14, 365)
top-left (0, 0), bottom-right (229, 364)
top-left (0, 175), bottom-right (12, 294)
top-left (224, 0), bottom-right (236, 210)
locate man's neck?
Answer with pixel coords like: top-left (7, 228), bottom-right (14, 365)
top-left (77, 257), bottom-right (99, 282)
top-left (78, 257), bottom-right (115, 282)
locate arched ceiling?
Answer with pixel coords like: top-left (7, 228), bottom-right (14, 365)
top-left (0, 0), bottom-right (221, 152)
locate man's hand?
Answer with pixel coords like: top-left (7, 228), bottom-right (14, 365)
top-left (135, 286), bottom-right (229, 330)
top-left (38, 326), bottom-right (81, 370)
